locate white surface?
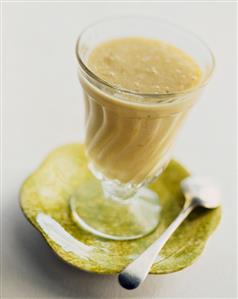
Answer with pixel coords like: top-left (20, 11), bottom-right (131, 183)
top-left (2, 2), bottom-right (237, 298)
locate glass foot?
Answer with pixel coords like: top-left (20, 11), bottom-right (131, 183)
top-left (69, 177), bottom-right (161, 240)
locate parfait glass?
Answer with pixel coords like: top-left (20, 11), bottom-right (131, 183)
top-left (70, 17), bottom-right (214, 240)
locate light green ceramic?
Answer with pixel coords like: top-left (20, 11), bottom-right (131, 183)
top-left (20, 144), bottom-right (221, 274)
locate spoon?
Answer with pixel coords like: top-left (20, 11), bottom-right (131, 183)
top-left (118, 176), bottom-right (220, 290)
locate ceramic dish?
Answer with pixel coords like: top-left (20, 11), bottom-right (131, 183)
top-left (20, 144), bottom-right (221, 274)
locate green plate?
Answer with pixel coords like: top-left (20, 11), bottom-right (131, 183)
top-left (20, 144), bottom-right (221, 274)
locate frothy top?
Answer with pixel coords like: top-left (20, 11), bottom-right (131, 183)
top-left (87, 37), bottom-right (201, 96)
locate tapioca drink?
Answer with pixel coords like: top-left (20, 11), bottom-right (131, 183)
top-left (79, 37), bottom-right (202, 185)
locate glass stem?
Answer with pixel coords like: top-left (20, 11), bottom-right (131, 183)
top-left (88, 162), bottom-right (138, 202)
top-left (101, 179), bottom-right (138, 202)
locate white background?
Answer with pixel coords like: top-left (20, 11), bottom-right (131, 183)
top-left (2, 2), bottom-right (237, 298)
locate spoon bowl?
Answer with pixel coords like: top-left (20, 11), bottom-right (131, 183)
top-left (181, 177), bottom-right (221, 209)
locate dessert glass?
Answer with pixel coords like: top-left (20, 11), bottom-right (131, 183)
top-left (70, 17), bottom-right (215, 240)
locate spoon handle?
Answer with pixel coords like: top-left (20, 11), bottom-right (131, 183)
top-left (118, 204), bottom-right (194, 289)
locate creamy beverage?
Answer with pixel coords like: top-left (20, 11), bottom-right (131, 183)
top-left (80, 37), bottom-right (202, 185)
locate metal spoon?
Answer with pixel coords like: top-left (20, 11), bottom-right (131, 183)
top-left (118, 176), bottom-right (220, 290)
